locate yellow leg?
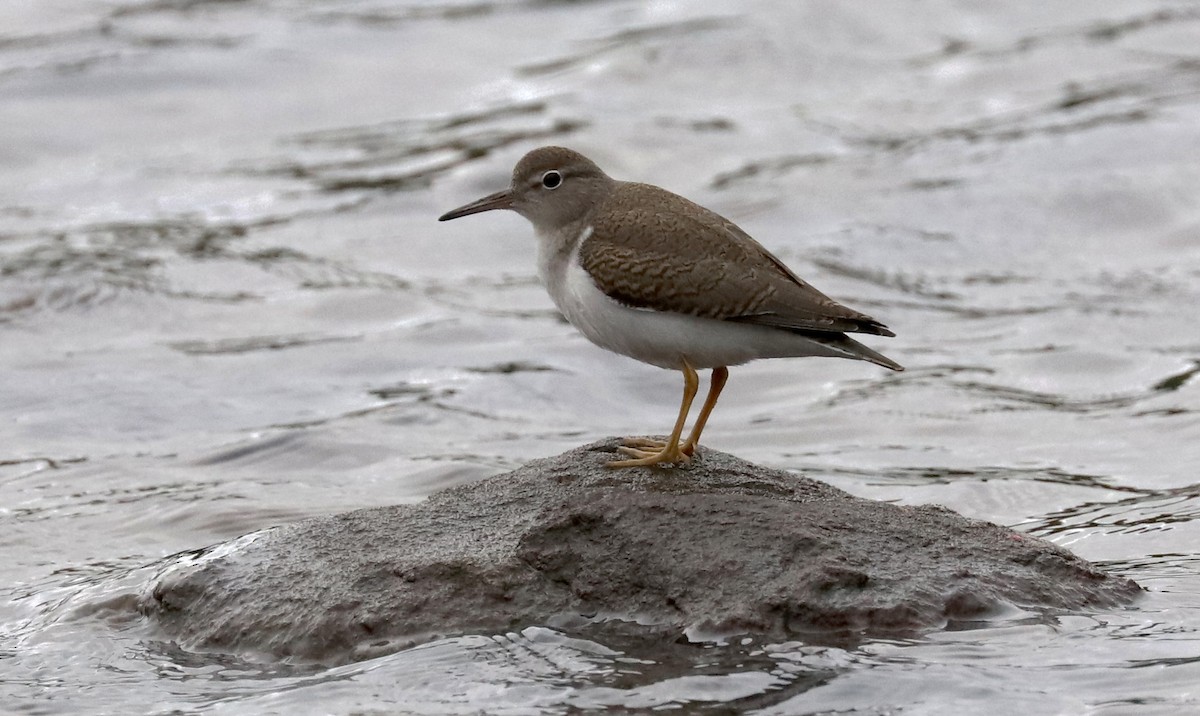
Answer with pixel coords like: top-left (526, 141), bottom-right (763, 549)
top-left (608, 360), bottom-right (699, 468)
top-left (681, 366), bottom-right (728, 457)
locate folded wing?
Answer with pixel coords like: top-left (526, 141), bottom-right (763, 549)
top-left (580, 182), bottom-right (896, 339)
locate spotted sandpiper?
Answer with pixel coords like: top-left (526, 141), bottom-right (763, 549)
top-left (438, 146), bottom-right (902, 468)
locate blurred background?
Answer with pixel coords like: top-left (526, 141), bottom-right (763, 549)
top-left (2, 1), bottom-right (1199, 713)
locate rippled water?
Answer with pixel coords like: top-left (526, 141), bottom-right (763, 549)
top-left (3, 1), bottom-right (1199, 713)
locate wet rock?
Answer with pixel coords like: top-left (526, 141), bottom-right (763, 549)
top-left (139, 439), bottom-right (1142, 664)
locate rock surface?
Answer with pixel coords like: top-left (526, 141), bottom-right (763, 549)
top-left (140, 439), bottom-right (1142, 664)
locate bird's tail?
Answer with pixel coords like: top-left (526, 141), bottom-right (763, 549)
top-left (802, 332), bottom-right (904, 371)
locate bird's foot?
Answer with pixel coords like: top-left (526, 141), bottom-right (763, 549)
top-left (607, 436), bottom-right (691, 468)
top-left (618, 436), bottom-right (674, 450)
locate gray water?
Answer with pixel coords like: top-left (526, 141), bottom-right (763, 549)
top-left (3, 1), bottom-right (1200, 713)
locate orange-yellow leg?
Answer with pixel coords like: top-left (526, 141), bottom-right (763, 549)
top-left (608, 360), bottom-right (699, 468)
top-left (681, 366), bottom-right (728, 457)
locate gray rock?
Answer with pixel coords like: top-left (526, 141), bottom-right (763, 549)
top-left (140, 439), bottom-right (1142, 664)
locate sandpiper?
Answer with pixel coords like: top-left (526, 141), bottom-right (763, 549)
top-left (438, 146), bottom-right (902, 468)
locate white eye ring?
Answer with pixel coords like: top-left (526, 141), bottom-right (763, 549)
top-left (541, 170), bottom-right (563, 189)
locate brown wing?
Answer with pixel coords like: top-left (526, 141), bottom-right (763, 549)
top-left (578, 182), bottom-right (894, 337)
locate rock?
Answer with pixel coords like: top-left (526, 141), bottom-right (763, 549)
top-left (139, 439), bottom-right (1142, 664)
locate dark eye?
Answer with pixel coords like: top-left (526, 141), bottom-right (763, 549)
top-left (541, 170), bottom-right (562, 189)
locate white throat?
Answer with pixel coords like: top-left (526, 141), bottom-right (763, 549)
top-left (536, 223), bottom-right (593, 310)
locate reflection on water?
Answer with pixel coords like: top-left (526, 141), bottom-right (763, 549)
top-left (2, 0), bottom-right (1200, 713)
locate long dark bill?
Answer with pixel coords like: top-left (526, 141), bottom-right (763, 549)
top-left (437, 190), bottom-right (514, 221)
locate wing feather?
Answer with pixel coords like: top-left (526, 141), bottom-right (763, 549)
top-left (578, 182), bottom-right (895, 337)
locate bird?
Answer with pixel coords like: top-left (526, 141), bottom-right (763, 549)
top-left (438, 146), bottom-right (902, 468)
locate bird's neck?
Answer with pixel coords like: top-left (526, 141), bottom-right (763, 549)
top-left (535, 220), bottom-right (592, 303)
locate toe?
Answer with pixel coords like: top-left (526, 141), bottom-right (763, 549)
top-left (616, 446), bottom-right (657, 459)
top-left (621, 436), bottom-right (668, 449)
top-left (607, 444), bottom-right (691, 468)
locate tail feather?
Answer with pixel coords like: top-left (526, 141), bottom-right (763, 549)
top-left (799, 331), bottom-right (904, 371)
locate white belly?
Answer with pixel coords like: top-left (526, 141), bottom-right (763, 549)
top-left (538, 230), bottom-right (846, 370)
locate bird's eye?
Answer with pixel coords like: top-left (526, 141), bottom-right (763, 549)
top-left (541, 170), bottom-right (563, 189)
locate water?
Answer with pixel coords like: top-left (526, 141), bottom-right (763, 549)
top-left (2, 0), bottom-right (1199, 713)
